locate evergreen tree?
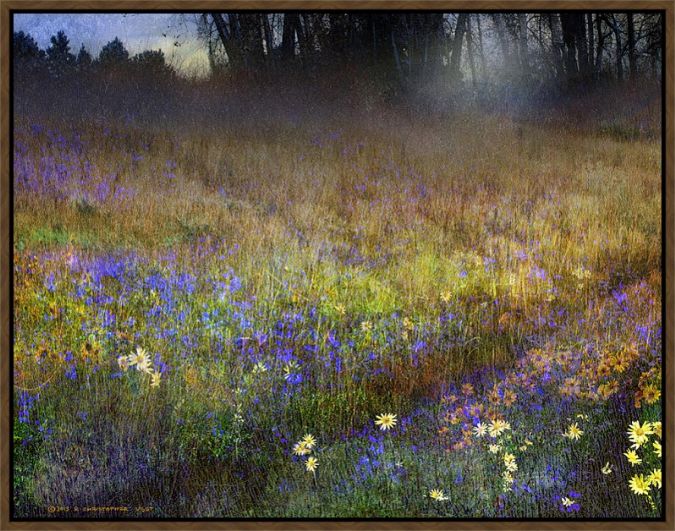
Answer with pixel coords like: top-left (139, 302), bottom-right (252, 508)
top-left (76, 44), bottom-right (92, 69)
top-left (46, 30), bottom-right (75, 66)
top-left (98, 37), bottom-right (129, 67)
top-left (131, 49), bottom-right (173, 77)
top-left (13, 31), bottom-right (45, 77)
top-left (13, 31), bottom-right (42, 60)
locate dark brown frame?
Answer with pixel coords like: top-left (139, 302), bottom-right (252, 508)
top-left (0, 1), bottom-right (673, 529)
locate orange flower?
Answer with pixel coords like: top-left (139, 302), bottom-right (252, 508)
top-left (598, 381), bottom-right (618, 400)
top-left (503, 389), bottom-right (517, 407)
top-left (641, 385), bottom-right (661, 405)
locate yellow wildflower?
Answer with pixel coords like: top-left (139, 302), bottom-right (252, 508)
top-left (648, 469), bottom-right (661, 489)
top-left (627, 421), bottom-right (653, 448)
top-left (117, 355), bottom-right (130, 371)
top-left (642, 385), bottom-right (661, 405)
top-left (563, 422), bottom-right (584, 441)
top-left (301, 434), bottom-right (316, 449)
top-left (473, 422), bottom-right (487, 438)
top-left (128, 347), bottom-right (150, 372)
top-left (428, 489), bottom-right (448, 501)
top-left (624, 449), bottom-right (642, 466)
top-left (652, 440), bottom-right (662, 458)
top-left (305, 456), bottom-right (318, 473)
top-left (293, 442), bottom-right (311, 456)
top-left (650, 421), bottom-right (662, 439)
top-left (488, 419), bottom-right (510, 438)
top-left (375, 413), bottom-right (397, 431)
top-left (629, 474), bottom-right (650, 495)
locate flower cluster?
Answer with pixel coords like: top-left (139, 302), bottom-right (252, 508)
top-left (292, 434), bottom-right (319, 473)
top-left (118, 347), bottom-right (161, 388)
top-left (625, 420), bottom-right (662, 502)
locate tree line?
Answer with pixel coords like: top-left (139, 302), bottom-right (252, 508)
top-left (13, 11), bottom-right (663, 108)
top-left (13, 30), bottom-right (174, 81)
top-left (198, 12), bottom-right (662, 88)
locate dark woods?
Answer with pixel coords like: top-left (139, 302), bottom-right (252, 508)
top-left (200, 12), bottom-right (662, 84)
top-left (13, 12), bottom-right (663, 125)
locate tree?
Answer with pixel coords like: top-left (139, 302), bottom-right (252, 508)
top-left (449, 14), bottom-right (468, 81)
top-left (13, 31), bottom-right (42, 61)
top-left (131, 49), bottom-right (173, 78)
top-left (98, 37), bottom-right (129, 67)
top-left (76, 44), bottom-right (92, 70)
top-left (13, 31), bottom-right (45, 78)
top-left (627, 12), bottom-right (637, 79)
top-left (46, 30), bottom-right (75, 76)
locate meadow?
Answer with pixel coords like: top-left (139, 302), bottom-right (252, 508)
top-left (12, 81), bottom-right (663, 518)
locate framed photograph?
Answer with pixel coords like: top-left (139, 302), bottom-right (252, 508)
top-left (1, 1), bottom-right (672, 529)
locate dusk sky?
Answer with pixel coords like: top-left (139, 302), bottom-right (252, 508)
top-left (13, 13), bottom-right (210, 75)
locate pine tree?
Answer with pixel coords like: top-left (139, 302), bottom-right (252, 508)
top-left (98, 37), bottom-right (129, 67)
top-left (77, 44), bottom-right (92, 69)
top-left (46, 30), bottom-right (75, 66)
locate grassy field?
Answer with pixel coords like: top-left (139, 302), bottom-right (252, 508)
top-left (12, 85), bottom-right (663, 518)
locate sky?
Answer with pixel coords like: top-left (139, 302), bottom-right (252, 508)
top-left (13, 13), bottom-right (210, 75)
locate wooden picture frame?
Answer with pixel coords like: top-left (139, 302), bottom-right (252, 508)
top-left (1, 1), bottom-right (672, 528)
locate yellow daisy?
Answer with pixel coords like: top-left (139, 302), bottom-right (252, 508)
top-left (301, 434), bottom-right (316, 449)
top-left (628, 474), bottom-right (650, 496)
top-left (648, 469), bottom-right (661, 489)
top-left (488, 419), bottom-right (510, 438)
top-left (652, 440), bottom-right (662, 458)
top-left (428, 489), bottom-right (448, 501)
top-left (305, 456), bottom-right (318, 473)
top-left (473, 422), bottom-right (487, 438)
top-left (624, 449), bottom-right (642, 466)
top-left (149, 370), bottom-right (160, 388)
top-left (650, 421), bottom-right (662, 439)
top-left (129, 347), bottom-right (151, 373)
top-left (375, 413), bottom-right (397, 431)
top-left (117, 355), bottom-right (130, 371)
top-left (641, 385), bottom-right (661, 405)
top-left (293, 442), bottom-right (311, 456)
top-left (601, 462), bottom-right (613, 475)
top-left (563, 422), bottom-right (584, 441)
top-left (627, 421), bottom-right (653, 448)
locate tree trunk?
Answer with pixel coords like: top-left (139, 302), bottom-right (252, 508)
top-left (261, 14), bottom-right (273, 59)
top-left (466, 15), bottom-right (478, 87)
top-left (595, 14), bottom-right (605, 73)
top-left (449, 14), bottom-right (467, 80)
top-left (586, 13), bottom-right (595, 77)
top-left (548, 14), bottom-right (565, 79)
top-left (492, 14), bottom-right (511, 68)
top-left (610, 14), bottom-right (624, 80)
top-left (576, 14), bottom-right (590, 77)
top-left (211, 13), bottom-right (243, 70)
top-left (476, 15), bottom-right (488, 78)
top-left (517, 13), bottom-right (529, 78)
top-left (627, 12), bottom-right (637, 78)
top-left (560, 13), bottom-right (579, 78)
